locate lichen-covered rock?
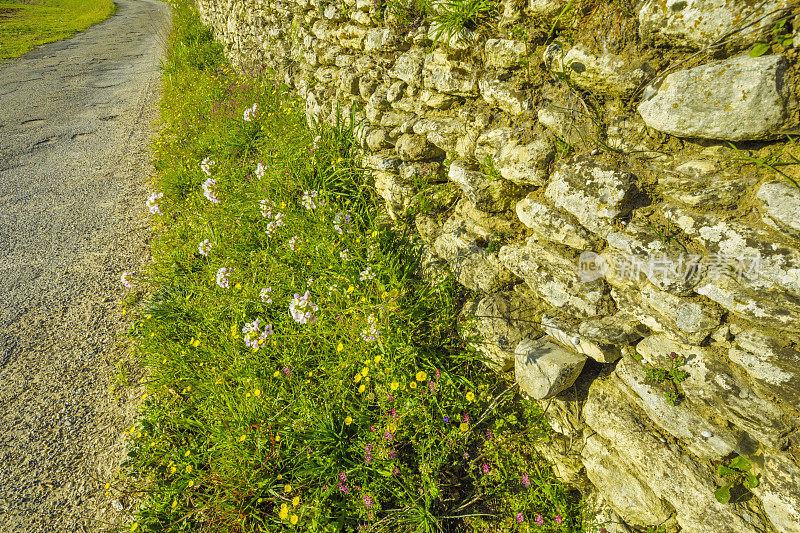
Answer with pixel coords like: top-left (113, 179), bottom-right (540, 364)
top-left (495, 138), bottom-right (553, 186)
top-left (422, 50), bottom-right (479, 97)
top-left (636, 334), bottom-right (792, 449)
top-left (433, 217), bottom-right (517, 292)
top-left (448, 160), bottom-right (519, 211)
top-left (638, 284), bottom-right (723, 344)
top-left (542, 312), bottom-right (621, 363)
top-left (582, 431), bottom-right (674, 526)
top-left (394, 133), bottom-right (445, 161)
top-left (616, 356), bottom-right (740, 459)
top-left (479, 76), bottom-right (531, 115)
top-left (528, 0), bottom-right (568, 20)
top-left (753, 451), bottom-right (800, 533)
top-left (485, 38), bottom-right (527, 69)
top-left (555, 45), bottom-right (653, 97)
top-left (413, 117), bottom-right (465, 153)
top-left (515, 337), bottom-right (587, 399)
top-left (516, 194), bottom-right (596, 249)
top-left (583, 376), bottom-right (769, 533)
top-left (419, 88), bottom-right (457, 109)
top-left (374, 171), bottom-right (415, 219)
top-left (365, 128), bottom-right (393, 151)
top-left (658, 171), bottom-right (755, 210)
top-left (545, 156), bottom-right (640, 238)
top-left (579, 312), bottom-right (647, 347)
top-left (638, 0), bottom-right (795, 50)
top-left (462, 291), bottom-right (547, 371)
top-left (538, 103), bottom-right (598, 150)
top-left (637, 55), bottom-right (794, 141)
top-left (757, 180), bottom-right (800, 240)
top-left (453, 198), bottom-right (517, 236)
top-left (361, 152), bottom-right (401, 172)
top-left (499, 238), bottom-right (614, 317)
top-left (336, 23), bottom-right (368, 48)
top-left (730, 329), bottom-right (800, 415)
top-left (363, 27), bottom-right (409, 52)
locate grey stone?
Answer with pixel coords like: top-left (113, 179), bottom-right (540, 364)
top-left (374, 172), bottom-right (414, 219)
top-left (380, 111), bottom-right (414, 129)
top-left (448, 160), bottom-right (519, 211)
top-left (658, 171), bottom-right (755, 210)
top-left (554, 45), bottom-right (653, 97)
top-left (363, 27), bottom-right (408, 53)
top-left (361, 152), bottom-right (401, 172)
top-left (422, 50), bottom-right (479, 97)
top-left (515, 194), bottom-right (595, 249)
top-left (730, 329), bottom-right (800, 414)
top-left (579, 312), bottom-right (647, 347)
top-left (366, 85), bottom-right (390, 122)
top-left (638, 55), bottom-right (794, 141)
top-left (413, 117), bottom-right (465, 152)
top-left (465, 291), bottom-right (546, 370)
top-left (495, 138), bottom-right (553, 186)
top-left (453, 198), bottom-right (517, 237)
top-left (499, 238), bottom-right (614, 317)
top-left (581, 431), bottom-right (674, 525)
top-left (323, 4), bottom-right (345, 21)
top-left (358, 77), bottom-right (378, 99)
top-left (395, 134), bottom-right (445, 162)
top-left (515, 337), bottom-right (587, 400)
top-left (757, 180), bottom-right (800, 240)
top-left (753, 451), bottom-right (800, 533)
top-left (528, 0), bottom-right (568, 20)
top-left (386, 80), bottom-right (407, 103)
top-left (433, 217), bottom-right (517, 293)
top-left (545, 155), bottom-right (639, 238)
top-left (479, 76), bottom-right (531, 115)
top-left (583, 376), bottom-right (768, 533)
top-left (638, 0), bottom-right (795, 50)
top-left (538, 103), bottom-right (598, 149)
top-left (542, 312), bottom-right (621, 363)
top-left (419, 88), bottom-right (457, 109)
top-left (636, 334), bottom-right (792, 449)
top-left (484, 38), bottom-right (527, 69)
top-left (337, 24), bottom-right (368, 49)
top-left (365, 128), bottom-right (393, 151)
top-left (616, 356), bottom-right (741, 459)
top-left (639, 284), bottom-right (723, 344)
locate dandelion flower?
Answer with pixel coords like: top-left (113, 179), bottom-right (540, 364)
top-left (336, 343), bottom-right (343, 352)
top-left (466, 391), bottom-right (475, 402)
top-left (390, 381), bottom-right (399, 391)
top-left (409, 382), bottom-right (417, 390)
top-left (284, 484), bottom-right (292, 493)
top-left (415, 371), bottom-right (427, 382)
top-left (358, 384), bottom-right (366, 393)
top-left (278, 505), bottom-right (288, 520)
top-left (120, 271), bottom-right (133, 288)
top-left (292, 496), bottom-right (300, 507)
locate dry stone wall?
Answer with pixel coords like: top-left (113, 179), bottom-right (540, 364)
top-left (195, 0), bottom-right (800, 531)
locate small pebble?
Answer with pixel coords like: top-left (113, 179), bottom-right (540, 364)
top-left (701, 430), bottom-right (712, 438)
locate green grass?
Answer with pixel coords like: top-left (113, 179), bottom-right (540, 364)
top-left (120, 2), bottom-right (585, 531)
top-left (0, 0), bottom-right (116, 61)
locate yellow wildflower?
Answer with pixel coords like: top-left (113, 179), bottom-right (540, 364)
top-left (390, 381), bottom-right (399, 391)
top-left (466, 391), bottom-right (475, 402)
top-left (292, 496), bottom-right (300, 507)
top-left (358, 384), bottom-right (366, 393)
top-left (290, 514), bottom-right (299, 525)
top-left (345, 416), bottom-right (353, 425)
top-left (460, 422), bottom-right (469, 432)
top-left (416, 371), bottom-right (427, 382)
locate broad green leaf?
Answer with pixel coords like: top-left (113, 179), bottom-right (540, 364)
top-left (750, 42), bottom-right (770, 57)
top-left (718, 465), bottom-right (736, 476)
top-left (714, 484), bottom-right (732, 504)
top-left (730, 456), bottom-right (751, 471)
top-left (745, 473), bottom-right (760, 489)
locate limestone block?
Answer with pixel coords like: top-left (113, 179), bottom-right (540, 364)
top-left (479, 76), bottom-right (531, 115)
top-left (658, 171), bottom-right (755, 210)
top-left (638, 0), bottom-right (795, 49)
top-left (638, 284), bottom-right (723, 344)
top-left (528, 0), bottom-right (568, 20)
top-left (578, 312), bottom-right (647, 347)
top-left (499, 238), bottom-right (614, 317)
top-left (545, 155), bottom-right (639, 238)
top-left (515, 194), bottom-right (595, 249)
top-left (616, 356), bottom-right (741, 459)
top-left (582, 432), bottom-right (674, 526)
top-left (464, 291), bottom-right (547, 371)
top-left (374, 171), bottom-right (415, 219)
top-left (389, 48), bottom-right (426, 86)
top-left (730, 329), bottom-right (800, 414)
top-left (537, 103), bottom-right (598, 150)
top-left (448, 160), bottom-right (519, 211)
top-left (757, 180), bottom-right (800, 240)
top-left (395, 133), bottom-right (445, 162)
top-left (636, 334), bottom-right (792, 449)
top-left (554, 45), bottom-right (653, 97)
top-left (542, 312), bottom-right (621, 363)
top-left (637, 55), bottom-right (794, 141)
top-left (515, 338), bottom-right (587, 400)
top-left (753, 451), bottom-right (800, 533)
top-left (422, 50), bottom-right (479, 97)
top-left (413, 117), bottom-right (465, 153)
top-left (495, 138), bottom-right (553, 186)
top-left (484, 38), bottom-right (527, 69)
top-left (361, 152), bottom-right (401, 172)
top-left (419, 88), bottom-right (457, 109)
top-left (583, 376), bottom-right (769, 533)
top-left (453, 198), bottom-right (517, 237)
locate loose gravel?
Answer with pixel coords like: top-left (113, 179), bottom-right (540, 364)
top-left (0, 1), bottom-right (171, 531)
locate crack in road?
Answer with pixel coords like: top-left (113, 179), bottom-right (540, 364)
top-left (0, 1), bottom-right (171, 531)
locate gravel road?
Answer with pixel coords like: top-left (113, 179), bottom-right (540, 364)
top-left (0, 1), bottom-right (171, 531)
